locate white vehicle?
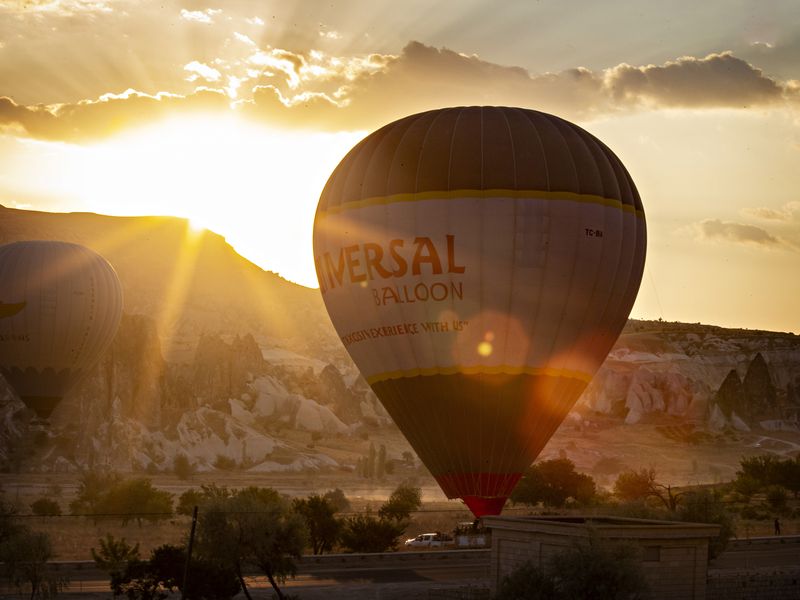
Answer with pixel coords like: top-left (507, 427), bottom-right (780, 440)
top-left (404, 532), bottom-right (454, 548)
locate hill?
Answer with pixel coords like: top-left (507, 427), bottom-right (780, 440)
top-left (0, 205), bottom-right (798, 486)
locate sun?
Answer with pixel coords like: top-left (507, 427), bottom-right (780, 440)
top-left (65, 115), bottom-right (365, 287)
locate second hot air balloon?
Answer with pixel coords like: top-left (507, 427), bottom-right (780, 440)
top-left (313, 106), bottom-right (646, 517)
top-left (0, 241), bottom-right (123, 420)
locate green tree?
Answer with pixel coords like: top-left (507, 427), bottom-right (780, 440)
top-left (91, 533), bottom-right (141, 592)
top-left (494, 537), bottom-right (648, 600)
top-left (338, 512), bottom-right (407, 553)
top-left (613, 468), bottom-right (684, 512)
top-left (96, 478), bottom-right (173, 526)
top-left (765, 485), bottom-right (789, 512)
top-left (69, 470), bottom-right (121, 516)
top-left (676, 488), bottom-right (735, 560)
top-left (378, 482), bottom-right (422, 521)
top-left (774, 457), bottom-right (800, 498)
top-left (110, 544), bottom-right (239, 600)
top-left (31, 497), bottom-right (61, 517)
top-left (1, 528), bottom-right (69, 599)
top-left (177, 489), bottom-right (203, 516)
top-left (736, 455), bottom-right (782, 488)
top-left (195, 486), bottom-right (307, 600)
top-left (494, 560), bottom-right (556, 600)
top-left (322, 488), bottom-right (350, 512)
top-left (293, 495), bottom-right (341, 554)
top-left (550, 537), bottom-right (648, 599)
top-left (173, 454), bottom-right (195, 480)
top-left (511, 458), bottom-right (596, 507)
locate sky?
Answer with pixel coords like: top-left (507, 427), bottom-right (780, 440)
top-left (0, 0), bottom-right (798, 334)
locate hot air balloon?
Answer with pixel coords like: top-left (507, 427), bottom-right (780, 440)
top-left (313, 106), bottom-right (646, 517)
top-left (0, 241), bottom-right (123, 420)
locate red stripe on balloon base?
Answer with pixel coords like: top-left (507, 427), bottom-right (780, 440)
top-left (435, 472), bottom-right (522, 517)
top-left (462, 495), bottom-right (509, 518)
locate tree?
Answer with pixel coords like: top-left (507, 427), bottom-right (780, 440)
top-left (195, 487), bottom-right (307, 600)
top-left (293, 495), bottom-right (341, 554)
top-left (338, 512), bottom-right (407, 553)
top-left (378, 482), bottom-right (422, 521)
top-left (511, 458), bottom-right (596, 508)
top-left (109, 544), bottom-right (239, 600)
top-left (494, 537), bottom-right (648, 600)
top-left (765, 485), bottom-right (789, 512)
top-left (96, 478), bottom-right (173, 526)
top-left (322, 488), bottom-right (350, 513)
top-left (31, 497), bottom-right (61, 517)
top-left (69, 470), bottom-right (121, 515)
top-left (494, 560), bottom-right (556, 600)
top-left (613, 468), bottom-right (684, 512)
top-left (1, 528), bottom-right (69, 599)
top-left (173, 454), bottom-right (195, 480)
top-left (376, 444), bottom-right (387, 479)
top-left (736, 455), bottom-right (782, 488)
top-left (91, 533), bottom-right (141, 592)
top-left (550, 537), bottom-right (648, 599)
top-left (676, 488), bottom-right (734, 560)
top-left (177, 489), bottom-right (204, 516)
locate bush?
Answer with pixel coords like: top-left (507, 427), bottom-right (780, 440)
top-left (494, 560), bottom-right (556, 599)
top-left (322, 488), bottom-right (350, 513)
top-left (494, 537), bottom-right (648, 600)
top-left (512, 458), bottom-right (596, 508)
top-left (676, 489), bottom-right (735, 560)
top-left (765, 485), bottom-right (789, 512)
top-left (173, 454), bottom-right (195, 480)
top-left (96, 478), bottom-right (173, 526)
top-left (338, 513), bottom-right (406, 553)
top-left (378, 482), bottom-right (421, 521)
top-left (213, 455), bottom-right (237, 471)
top-left (31, 497), bottom-right (61, 517)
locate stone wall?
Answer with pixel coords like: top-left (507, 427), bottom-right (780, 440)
top-left (707, 567), bottom-right (800, 600)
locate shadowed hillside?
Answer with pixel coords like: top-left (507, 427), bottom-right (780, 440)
top-left (0, 204), bottom-right (338, 361)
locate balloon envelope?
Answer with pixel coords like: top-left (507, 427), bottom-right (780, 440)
top-left (313, 106), bottom-right (646, 516)
top-left (0, 241), bottom-right (123, 419)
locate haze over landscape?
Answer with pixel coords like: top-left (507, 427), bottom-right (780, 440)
top-left (2, 4), bottom-right (800, 598)
top-left (1, 0), bottom-right (799, 334)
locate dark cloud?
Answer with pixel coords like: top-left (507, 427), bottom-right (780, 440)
top-left (606, 52), bottom-right (784, 108)
top-left (696, 219), bottom-right (782, 248)
top-left (246, 43), bottom-right (797, 131)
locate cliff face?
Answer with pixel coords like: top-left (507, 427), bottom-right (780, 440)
top-left (1, 206), bottom-right (798, 473)
top-left (579, 323), bottom-right (800, 429)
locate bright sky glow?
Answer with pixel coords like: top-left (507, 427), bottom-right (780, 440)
top-left (0, 0), bottom-right (799, 332)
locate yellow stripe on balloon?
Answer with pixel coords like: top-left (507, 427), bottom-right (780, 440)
top-left (316, 189), bottom-right (645, 221)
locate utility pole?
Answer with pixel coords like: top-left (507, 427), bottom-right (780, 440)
top-left (181, 505), bottom-right (198, 600)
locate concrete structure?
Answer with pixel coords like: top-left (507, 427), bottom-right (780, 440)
top-left (483, 515), bottom-right (720, 600)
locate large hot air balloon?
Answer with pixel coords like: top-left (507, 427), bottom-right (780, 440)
top-left (0, 241), bottom-right (123, 420)
top-left (313, 106), bottom-right (646, 517)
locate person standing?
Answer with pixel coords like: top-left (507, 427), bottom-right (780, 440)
top-left (774, 518), bottom-right (781, 535)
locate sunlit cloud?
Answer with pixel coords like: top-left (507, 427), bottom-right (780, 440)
top-left (233, 32), bottom-right (256, 46)
top-left (179, 8), bottom-right (221, 24)
top-left (0, 0), bottom-right (112, 15)
top-left (245, 16), bottom-right (264, 26)
top-left (184, 61), bottom-right (222, 83)
top-left (2, 42), bottom-right (799, 142)
top-left (742, 201), bottom-right (800, 221)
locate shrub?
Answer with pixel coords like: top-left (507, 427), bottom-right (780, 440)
top-left (173, 454), bottom-right (195, 480)
top-left (31, 497), bottom-right (61, 517)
